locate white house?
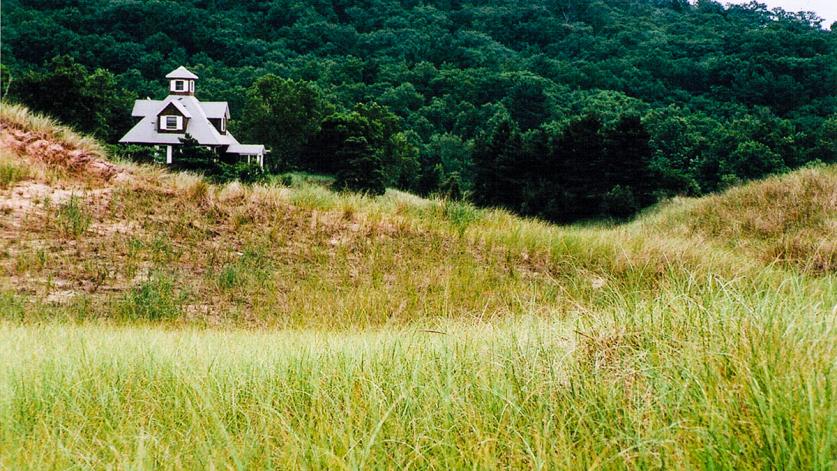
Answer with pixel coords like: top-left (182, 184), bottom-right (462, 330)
top-left (119, 66), bottom-right (267, 167)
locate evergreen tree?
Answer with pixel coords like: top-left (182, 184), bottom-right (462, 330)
top-left (472, 113), bottom-right (522, 209)
top-left (604, 115), bottom-right (656, 208)
top-left (334, 136), bottom-right (386, 195)
top-left (554, 115), bottom-right (607, 220)
top-left (172, 134), bottom-right (218, 174)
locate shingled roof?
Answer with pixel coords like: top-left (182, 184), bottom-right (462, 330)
top-left (120, 96), bottom-right (238, 146)
top-left (165, 66), bottom-right (199, 80)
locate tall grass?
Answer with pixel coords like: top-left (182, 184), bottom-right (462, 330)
top-left (1, 104), bottom-right (835, 468)
top-left (0, 102), bottom-right (104, 157)
top-left (0, 270), bottom-right (833, 469)
top-left (0, 157), bottom-right (29, 189)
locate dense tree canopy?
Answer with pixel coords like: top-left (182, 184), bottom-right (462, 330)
top-left (2, 0), bottom-right (835, 220)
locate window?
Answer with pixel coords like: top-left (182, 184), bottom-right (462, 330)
top-left (175, 80), bottom-right (186, 91)
top-left (220, 118), bottom-right (226, 132)
top-left (160, 115), bottom-right (182, 131)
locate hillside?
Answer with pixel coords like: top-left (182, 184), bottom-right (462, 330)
top-left (4, 0), bottom-right (836, 223)
top-left (0, 106), bottom-right (835, 469)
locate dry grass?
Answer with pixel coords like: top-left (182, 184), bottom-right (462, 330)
top-left (643, 165), bottom-right (837, 273)
top-left (0, 102), bottom-right (104, 157)
top-left (1, 122), bottom-right (833, 326)
top-left (0, 105), bottom-right (834, 468)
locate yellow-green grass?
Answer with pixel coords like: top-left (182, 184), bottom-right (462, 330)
top-left (1, 270), bottom-right (834, 469)
top-left (1, 104), bottom-right (835, 468)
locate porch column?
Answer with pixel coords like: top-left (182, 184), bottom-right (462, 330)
top-left (166, 145), bottom-right (173, 164)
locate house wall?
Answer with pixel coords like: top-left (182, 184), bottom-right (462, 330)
top-left (170, 79), bottom-right (195, 96)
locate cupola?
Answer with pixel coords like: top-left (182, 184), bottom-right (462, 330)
top-left (165, 66), bottom-right (198, 96)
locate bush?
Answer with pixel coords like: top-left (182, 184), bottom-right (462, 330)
top-left (215, 161), bottom-right (266, 184)
top-left (600, 185), bottom-right (638, 218)
top-left (118, 272), bottom-right (183, 320)
top-left (114, 144), bottom-right (156, 164)
top-left (172, 134), bottom-right (218, 173)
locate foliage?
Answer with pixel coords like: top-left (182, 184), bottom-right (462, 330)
top-left (1, 105), bottom-right (836, 468)
top-left (7, 55), bottom-right (132, 141)
top-left (240, 74), bottom-right (332, 170)
top-left (0, 159), bottom-right (29, 189)
top-left (3, 0), bottom-right (835, 221)
top-left (172, 133), bottom-right (218, 173)
top-left (117, 272), bottom-right (183, 320)
top-left (334, 135), bottom-right (386, 195)
top-left (113, 144), bottom-right (156, 164)
top-left (216, 161), bottom-right (267, 184)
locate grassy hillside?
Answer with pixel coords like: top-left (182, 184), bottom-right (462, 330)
top-left (0, 105), bottom-right (835, 469)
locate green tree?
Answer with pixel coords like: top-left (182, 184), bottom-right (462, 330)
top-left (241, 75), bottom-right (332, 170)
top-left (172, 134), bottom-right (218, 174)
top-left (553, 114), bottom-right (608, 220)
top-left (472, 111), bottom-right (523, 209)
top-left (11, 55), bottom-right (132, 141)
top-left (334, 136), bottom-right (386, 195)
top-left (308, 111), bottom-right (389, 195)
top-left (603, 115), bottom-right (656, 208)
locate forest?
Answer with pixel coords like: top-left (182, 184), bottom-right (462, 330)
top-left (2, 0), bottom-right (835, 221)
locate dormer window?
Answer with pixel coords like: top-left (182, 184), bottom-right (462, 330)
top-left (221, 118), bottom-right (226, 133)
top-left (159, 115), bottom-right (183, 131)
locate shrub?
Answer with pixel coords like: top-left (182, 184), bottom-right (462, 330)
top-left (600, 185), bottom-right (638, 218)
top-left (118, 272), bottom-right (183, 320)
top-left (115, 144), bottom-right (156, 164)
top-left (215, 161), bottom-right (266, 184)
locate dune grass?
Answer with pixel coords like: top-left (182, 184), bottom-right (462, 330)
top-left (0, 268), bottom-right (833, 469)
top-left (0, 102), bottom-right (104, 157)
top-left (0, 105), bottom-right (835, 468)
top-left (0, 151), bottom-right (30, 189)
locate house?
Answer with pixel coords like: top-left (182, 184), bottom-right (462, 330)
top-left (119, 66), bottom-right (267, 167)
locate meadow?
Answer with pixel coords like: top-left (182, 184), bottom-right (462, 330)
top-left (0, 105), bottom-right (835, 468)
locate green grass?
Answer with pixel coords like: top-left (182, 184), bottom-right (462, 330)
top-left (1, 105), bottom-right (835, 469)
top-left (55, 194), bottom-right (93, 238)
top-left (0, 271), bottom-right (833, 469)
top-left (0, 152), bottom-right (30, 189)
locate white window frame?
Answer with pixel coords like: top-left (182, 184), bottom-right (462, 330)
top-left (220, 118), bottom-right (226, 133)
top-left (171, 80), bottom-right (188, 92)
top-left (159, 115), bottom-right (183, 131)
top-left (189, 81), bottom-right (195, 93)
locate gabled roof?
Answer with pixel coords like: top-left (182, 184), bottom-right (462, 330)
top-left (131, 100), bottom-right (163, 117)
top-left (201, 102), bottom-right (230, 119)
top-left (158, 99), bottom-right (192, 118)
top-left (165, 66), bottom-right (198, 80)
